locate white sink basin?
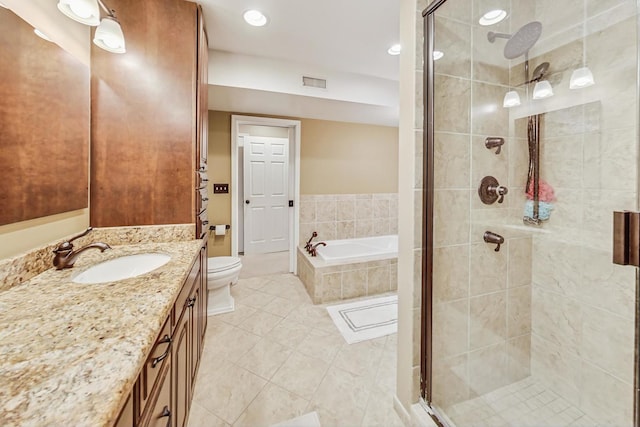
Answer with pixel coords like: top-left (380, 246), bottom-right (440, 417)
top-left (72, 253), bottom-right (171, 284)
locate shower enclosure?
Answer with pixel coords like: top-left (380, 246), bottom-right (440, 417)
top-left (420, 1), bottom-right (639, 426)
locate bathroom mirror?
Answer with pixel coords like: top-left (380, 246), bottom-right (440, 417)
top-left (0, 7), bottom-right (89, 226)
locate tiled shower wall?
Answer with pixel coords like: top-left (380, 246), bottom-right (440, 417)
top-left (298, 193), bottom-right (398, 245)
top-left (512, 3), bottom-right (638, 425)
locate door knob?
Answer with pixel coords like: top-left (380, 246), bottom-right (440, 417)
top-left (245, 200), bottom-right (250, 204)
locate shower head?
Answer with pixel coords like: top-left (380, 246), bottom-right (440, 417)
top-left (504, 21), bottom-right (542, 59)
top-left (487, 21), bottom-right (543, 60)
top-left (530, 61), bottom-right (550, 82)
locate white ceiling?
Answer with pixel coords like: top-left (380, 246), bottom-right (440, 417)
top-left (198, 0), bottom-right (401, 126)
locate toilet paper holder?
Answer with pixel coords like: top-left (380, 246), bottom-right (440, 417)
top-left (209, 225), bottom-right (230, 231)
top-left (210, 224), bottom-right (230, 237)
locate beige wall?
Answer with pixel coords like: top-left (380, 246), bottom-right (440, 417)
top-left (395, 0), bottom-right (422, 419)
top-left (207, 111), bottom-right (233, 257)
top-left (300, 119), bottom-right (398, 194)
top-left (207, 110), bottom-right (399, 257)
top-left (0, 209), bottom-right (89, 259)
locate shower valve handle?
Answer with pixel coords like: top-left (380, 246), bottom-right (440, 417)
top-left (492, 185), bottom-right (508, 203)
top-left (478, 176), bottom-right (508, 205)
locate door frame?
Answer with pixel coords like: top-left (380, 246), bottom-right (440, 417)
top-left (231, 115), bottom-right (301, 274)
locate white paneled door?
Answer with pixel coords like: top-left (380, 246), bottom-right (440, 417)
top-left (243, 136), bottom-right (290, 254)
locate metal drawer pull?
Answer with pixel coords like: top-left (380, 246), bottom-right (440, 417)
top-left (151, 335), bottom-right (172, 368)
top-left (187, 297), bottom-right (196, 308)
top-left (160, 406), bottom-right (171, 427)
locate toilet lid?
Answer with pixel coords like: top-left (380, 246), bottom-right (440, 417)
top-left (208, 256), bottom-right (242, 273)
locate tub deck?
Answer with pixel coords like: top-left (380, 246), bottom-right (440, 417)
top-left (297, 235), bottom-right (398, 304)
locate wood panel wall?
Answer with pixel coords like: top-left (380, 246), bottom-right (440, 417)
top-left (90, 0), bottom-right (197, 227)
top-left (0, 8), bottom-right (89, 226)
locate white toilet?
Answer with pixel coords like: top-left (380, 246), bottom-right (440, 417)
top-left (207, 256), bottom-right (242, 316)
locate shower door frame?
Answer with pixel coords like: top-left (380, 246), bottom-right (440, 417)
top-left (419, 1), bottom-right (640, 426)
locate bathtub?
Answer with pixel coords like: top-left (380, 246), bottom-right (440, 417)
top-left (297, 235), bottom-right (398, 304)
top-left (315, 235), bottom-right (398, 261)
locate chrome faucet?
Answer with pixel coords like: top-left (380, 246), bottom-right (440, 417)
top-left (53, 227), bottom-right (111, 270)
top-left (310, 242), bottom-right (326, 257)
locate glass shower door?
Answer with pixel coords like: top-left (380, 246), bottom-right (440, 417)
top-left (422, 0), bottom-right (639, 426)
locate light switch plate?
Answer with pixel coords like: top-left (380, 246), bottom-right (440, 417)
top-left (213, 183), bottom-right (229, 194)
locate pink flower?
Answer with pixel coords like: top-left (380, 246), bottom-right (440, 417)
top-left (526, 179), bottom-right (556, 202)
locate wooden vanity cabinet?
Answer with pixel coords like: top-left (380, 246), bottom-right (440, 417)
top-left (115, 241), bottom-right (208, 427)
top-left (91, 0), bottom-right (209, 240)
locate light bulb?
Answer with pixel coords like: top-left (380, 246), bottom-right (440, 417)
top-left (34, 28), bottom-right (52, 41)
top-left (57, 0), bottom-right (100, 26)
top-left (532, 80), bottom-right (553, 99)
top-left (93, 17), bottom-right (126, 54)
top-left (388, 44), bottom-right (401, 55)
top-left (503, 91), bottom-right (521, 108)
top-left (479, 9), bottom-right (507, 26)
top-left (569, 67), bottom-right (595, 89)
top-left (243, 10), bottom-right (267, 27)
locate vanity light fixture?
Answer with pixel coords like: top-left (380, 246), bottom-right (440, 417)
top-left (433, 50), bottom-right (444, 60)
top-left (388, 44), bottom-right (401, 55)
top-left (57, 0), bottom-right (100, 25)
top-left (569, 66), bottom-right (595, 89)
top-left (93, 16), bottom-right (125, 53)
top-left (57, 0), bottom-right (125, 53)
top-left (243, 9), bottom-right (268, 27)
top-left (532, 80), bottom-right (553, 99)
top-left (479, 9), bottom-right (507, 26)
top-left (34, 28), bottom-right (52, 41)
top-left (503, 90), bottom-right (521, 108)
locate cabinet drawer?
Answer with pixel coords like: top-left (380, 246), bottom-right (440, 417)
top-left (173, 258), bottom-right (199, 327)
top-left (139, 317), bottom-right (171, 414)
top-left (142, 353), bottom-right (172, 427)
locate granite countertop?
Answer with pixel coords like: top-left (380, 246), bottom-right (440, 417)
top-left (0, 239), bottom-right (203, 427)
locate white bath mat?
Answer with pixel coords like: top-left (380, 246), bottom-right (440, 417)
top-left (326, 295), bottom-right (398, 344)
top-left (271, 411), bottom-right (322, 427)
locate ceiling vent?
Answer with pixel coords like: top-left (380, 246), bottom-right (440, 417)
top-left (302, 76), bottom-right (327, 89)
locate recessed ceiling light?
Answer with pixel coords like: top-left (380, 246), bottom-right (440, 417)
top-left (387, 44), bottom-right (401, 55)
top-left (433, 50), bottom-right (444, 60)
top-left (243, 9), bottom-right (267, 27)
top-left (479, 9), bottom-right (507, 26)
top-left (34, 28), bottom-right (52, 41)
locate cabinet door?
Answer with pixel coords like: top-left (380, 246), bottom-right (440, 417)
top-left (196, 5), bottom-right (208, 170)
top-left (142, 354), bottom-right (172, 427)
top-left (189, 281), bottom-right (200, 393)
top-left (114, 394), bottom-right (133, 427)
top-left (199, 243), bottom-right (208, 347)
top-left (173, 309), bottom-right (190, 427)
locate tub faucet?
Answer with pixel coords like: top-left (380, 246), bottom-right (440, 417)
top-left (53, 227), bottom-right (111, 270)
top-left (305, 231), bottom-right (318, 253)
top-left (310, 242), bottom-right (326, 257)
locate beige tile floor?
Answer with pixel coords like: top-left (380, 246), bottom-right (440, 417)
top-left (239, 251), bottom-right (290, 279)
top-left (187, 272), bottom-right (403, 427)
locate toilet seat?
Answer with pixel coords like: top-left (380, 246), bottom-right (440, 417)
top-left (208, 256), bottom-right (241, 273)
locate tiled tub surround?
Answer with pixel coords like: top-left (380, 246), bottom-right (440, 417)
top-left (0, 232), bottom-right (202, 426)
top-left (297, 246), bottom-right (397, 304)
top-left (0, 224), bottom-right (195, 292)
top-left (299, 193), bottom-right (398, 245)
